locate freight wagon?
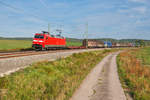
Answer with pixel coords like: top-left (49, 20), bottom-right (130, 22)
top-left (82, 39), bottom-right (104, 48)
top-left (104, 41), bottom-right (112, 48)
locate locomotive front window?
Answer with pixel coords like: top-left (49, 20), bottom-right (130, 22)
top-left (34, 35), bottom-right (44, 39)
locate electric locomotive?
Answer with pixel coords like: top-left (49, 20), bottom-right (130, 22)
top-left (32, 31), bottom-right (66, 50)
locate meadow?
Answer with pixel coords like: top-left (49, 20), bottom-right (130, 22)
top-left (117, 47), bottom-right (150, 100)
top-left (0, 49), bottom-right (117, 100)
top-left (0, 40), bottom-right (32, 51)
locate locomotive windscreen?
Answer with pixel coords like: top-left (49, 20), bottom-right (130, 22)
top-left (34, 35), bottom-right (44, 39)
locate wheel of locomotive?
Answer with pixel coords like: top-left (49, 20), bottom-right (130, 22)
top-left (35, 48), bottom-right (40, 51)
top-left (41, 47), bottom-right (45, 51)
top-left (45, 47), bottom-right (48, 51)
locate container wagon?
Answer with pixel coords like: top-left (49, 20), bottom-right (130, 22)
top-left (104, 41), bottom-right (112, 48)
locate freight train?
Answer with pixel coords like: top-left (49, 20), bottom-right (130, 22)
top-left (32, 31), bottom-right (135, 50)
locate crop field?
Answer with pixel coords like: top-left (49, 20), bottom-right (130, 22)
top-left (0, 40), bottom-right (32, 51)
top-left (0, 49), bottom-right (118, 100)
top-left (117, 47), bottom-right (150, 100)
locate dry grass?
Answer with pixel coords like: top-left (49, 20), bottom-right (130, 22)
top-left (117, 48), bottom-right (150, 100)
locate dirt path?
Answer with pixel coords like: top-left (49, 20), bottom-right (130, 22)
top-left (70, 52), bottom-right (126, 100)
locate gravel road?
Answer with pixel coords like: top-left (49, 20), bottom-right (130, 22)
top-left (0, 48), bottom-right (106, 77)
top-left (70, 52), bottom-right (126, 100)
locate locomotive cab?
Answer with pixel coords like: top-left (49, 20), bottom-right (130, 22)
top-left (32, 33), bottom-right (46, 50)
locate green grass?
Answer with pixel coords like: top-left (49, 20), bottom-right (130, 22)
top-left (0, 49), bottom-right (117, 100)
top-left (0, 40), bottom-right (32, 51)
top-left (66, 41), bottom-right (82, 46)
top-left (134, 47), bottom-right (150, 65)
top-left (117, 47), bottom-right (150, 100)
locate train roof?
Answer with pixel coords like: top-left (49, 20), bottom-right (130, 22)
top-left (34, 33), bottom-right (65, 39)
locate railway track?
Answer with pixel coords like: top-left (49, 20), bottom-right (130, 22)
top-left (0, 47), bottom-right (131, 59)
top-left (0, 50), bottom-right (70, 59)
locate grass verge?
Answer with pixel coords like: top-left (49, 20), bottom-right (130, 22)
top-left (117, 47), bottom-right (150, 100)
top-left (0, 49), bottom-right (117, 100)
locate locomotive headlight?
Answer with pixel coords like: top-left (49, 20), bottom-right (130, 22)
top-left (33, 40), bottom-right (37, 42)
top-left (38, 40), bottom-right (43, 42)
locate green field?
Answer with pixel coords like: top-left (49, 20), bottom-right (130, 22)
top-left (66, 38), bottom-right (82, 46)
top-left (0, 49), bottom-right (118, 100)
top-left (66, 41), bottom-right (82, 46)
top-left (117, 47), bottom-right (150, 100)
top-left (0, 40), bottom-right (32, 51)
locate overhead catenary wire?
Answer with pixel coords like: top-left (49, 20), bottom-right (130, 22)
top-left (0, 1), bottom-right (86, 38)
top-left (39, 0), bottom-right (49, 8)
top-left (0, 1), bottom-right (22, 12)
top-left (0, 0), bottom-right (46, 23)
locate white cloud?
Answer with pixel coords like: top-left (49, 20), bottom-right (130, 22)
top-left (39, 0), bottom-right (49, 8)
top-left (118, 6), bottom-right (147, 14)
top-left (22, 17), bottom-right (46, 24)
top-left (118, 9), bottom-right (130, 13)
top-left (128, 0), bottom-right (147, 3)
top-left (132, 6), bottom-right (147, 14)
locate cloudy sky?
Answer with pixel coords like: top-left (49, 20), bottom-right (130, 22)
top-left (0, 0), bottom-right (150, 39)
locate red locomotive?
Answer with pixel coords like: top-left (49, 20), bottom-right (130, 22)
top-left (32, 31), bottom-right (66, 50)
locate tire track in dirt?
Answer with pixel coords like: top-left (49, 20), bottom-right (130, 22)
top-left (70, 52), bottom-right (126, 100)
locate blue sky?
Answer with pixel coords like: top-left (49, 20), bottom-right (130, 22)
top-left (0, 0), bottom-right (150, 39)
